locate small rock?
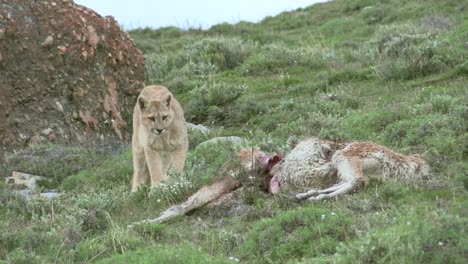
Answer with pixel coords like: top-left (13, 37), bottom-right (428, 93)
top-left (87, 25), bottom-right (99, 47)
top-left (6, 171), bottom-right (52, 190)
top-left (48, 133), bottom-right (56, 141)
top-left (55, 101), bottom-right (64, 112)
top-left (82, 50), bottom-right (88, 59)
top-left (42, 128), bottom-right (53, 135)
top-left (28, 135), bottom-right (42, 145)
top-left (57, 45), bottom-right (67, 55)
top-left (41, 36), bottom-right (54, 47)
top-left (187, 122), bottom-right (210, 134)
top-left (318, 93), bottom-right (337, 101)
top-left (39, 192), bottom-right (60, 199)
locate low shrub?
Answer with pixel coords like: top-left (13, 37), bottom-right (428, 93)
top-left (145, 37), bottom-right (256, 95)
top-left (344, 106), bottom-right (409, 140)
top-left (184, 82), bottom-right (246, 123)
top-left (230, 97), bottom-right (268, 125)
top-left (372, 22), bottom-right (462, 80)
top-left (342, 0), bottom-right (377, 13)
top-left (61, 150), bottom-right (132, 192)
top-left (242, 45), bottom-right (338, 75)
top-left (362, 4), bottom-right (397, 25)
top-left (145, 52), bottom-right (185, 85)
top-left (73, 229), bottom-right (143, 263)
top-left (239, 206), bottom-right (352, 263)
top-left (336, 210), bottom-right (467, 263)
top-left (97, 244), bottom-right (231, 264)
top-left (185, 37), bottom-right (257, 71)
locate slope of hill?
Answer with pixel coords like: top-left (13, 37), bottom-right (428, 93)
top-left (1, 0), bottom-right (466, 263)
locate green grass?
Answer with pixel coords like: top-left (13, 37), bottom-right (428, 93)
top-left (1, 0), bottom-right (467, 263)
top-left (97, 244), bottom-right (232, 264)
top-left (239, 206), bottom-right (353, 263)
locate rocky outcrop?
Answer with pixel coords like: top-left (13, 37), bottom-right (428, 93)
top-left (6, 171), bottom-right (60, 199)
top-left (0, 0), bottom-right (147, 157)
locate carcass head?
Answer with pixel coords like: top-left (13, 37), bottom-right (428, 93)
top-left (237, 148), bottom-right (283, 193)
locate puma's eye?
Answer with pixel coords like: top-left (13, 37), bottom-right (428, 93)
top-left (162, 115), bottom-right (168, 121)
top-left (148, 117), bottom-right (155, 122)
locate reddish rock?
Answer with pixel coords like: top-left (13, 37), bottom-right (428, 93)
top-left (0, 0), bottom-right (147, 157)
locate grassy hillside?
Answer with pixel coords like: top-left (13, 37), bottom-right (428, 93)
top-left (1, 0), bottom-right (467, 263)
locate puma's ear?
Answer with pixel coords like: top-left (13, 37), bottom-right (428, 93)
top-left (164, 94), bottom-right (172, 107)
top-left (138, 96), bottom-right (149, 110)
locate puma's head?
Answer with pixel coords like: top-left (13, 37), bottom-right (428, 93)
top-left (138, 93), bottom-right (174, 136)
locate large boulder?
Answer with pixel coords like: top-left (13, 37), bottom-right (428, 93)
top-left (0, 0), bottom-right (147, 157)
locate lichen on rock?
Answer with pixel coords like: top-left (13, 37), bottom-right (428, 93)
top-left (0, 0), bottom-right (147, 157)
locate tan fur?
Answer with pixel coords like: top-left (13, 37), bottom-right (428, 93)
top-left (284, 139), bottom-right (430, 200)
top-left (237, 148), bottom-right (270, 172)
top-left (238, 138), bottom-right (430, 200)
top-left (131, 85), bottom-right (188, 192)
top-left (128, 177), bottom-right (241, 227)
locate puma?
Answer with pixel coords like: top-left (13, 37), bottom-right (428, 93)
top-left (131, 85), bottom-right (188, 192)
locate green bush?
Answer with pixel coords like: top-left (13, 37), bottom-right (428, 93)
top-left (319, 17), bottom-right (367, 39)
top-left (145, 37), bottom-right (256, 94)
top-left (74, 221), bottom-right (144, 262)
top-left (342, 0), bottom-right (377, 13)
top-left (185, 37), bottom-right (257, 71)
top-left (242, 45), bottom-right (334, 74)
top-left (373, 23), bottom-right (462, 80)
top-left (97, 244), bottom-right (231, 264)
top-left (209, 21), bottom-right (257, 36)
top-left (128, 27), bottom-right (186, 53)
top-left (415, 91), bottom-right (459, 115)
top-left (61, 150), bottom-right (132, 192)
top-left (456, 61), bottom-right (468, 75)
top-left (362, 4), bottom-right (397, 24)
top-left (184, 82), bottom-right (246, 123)
top-left (345, 104), bottom-right (411, 138)
top-left (420, 14), bottom-right (452, 32)
top-left (239, 206), bottom-right (352, 263)
top-left (336, 210), bottom-right (467, 263)
top-left (230, 97), bottom-right (268, 125)
top-left (145, 52), bottom-right (185, 85)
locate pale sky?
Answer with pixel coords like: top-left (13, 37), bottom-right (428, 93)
top-left (74, 0), bottom-right (328, 29)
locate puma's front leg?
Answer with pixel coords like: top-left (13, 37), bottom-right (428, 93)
top-left (171, 147), bottom-right (187, 173)
top-left (132, 143), bottom-right (150, 192)
top-left (144, 149), bottom-right (165, 186)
